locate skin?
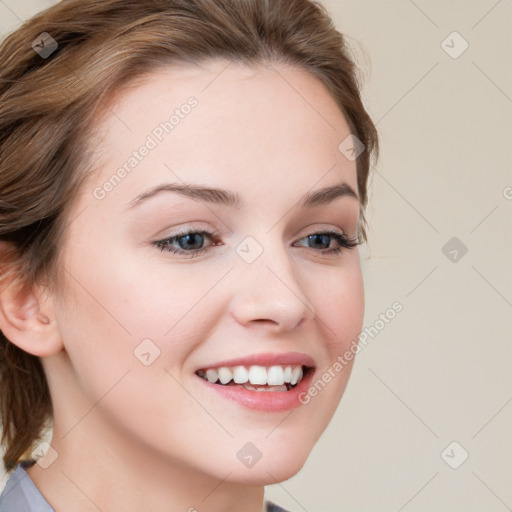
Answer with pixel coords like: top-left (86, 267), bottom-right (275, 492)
top-left (1, 59), bottom-right (364, 512)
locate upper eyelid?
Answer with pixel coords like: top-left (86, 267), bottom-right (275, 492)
top-left (155, 228), bottom-right (355, 250)
top-left (156, 227), bottom-right (348, 242)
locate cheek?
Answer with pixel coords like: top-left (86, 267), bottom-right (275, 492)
top-left (301, 253), bottom-right (364, 403)
top-left (56, 239), bottom-right (231, 385)
top-left (308, 253), bottom-right (365, 350)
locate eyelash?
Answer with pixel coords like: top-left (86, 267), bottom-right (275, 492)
top-left (152, 229), bottom-right (361, 258)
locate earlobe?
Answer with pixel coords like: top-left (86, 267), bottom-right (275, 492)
top-left (0, 277), bottom-right (63, 357)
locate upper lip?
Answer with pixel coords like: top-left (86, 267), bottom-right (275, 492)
top-left (196, 351), bottom-right (316, 371)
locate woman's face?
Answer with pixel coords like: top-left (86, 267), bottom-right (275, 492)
top-left (50, 59), bottom-right (364, 483)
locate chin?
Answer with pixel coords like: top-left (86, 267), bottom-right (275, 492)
top-left (222, 442), bottom-right (313, 485)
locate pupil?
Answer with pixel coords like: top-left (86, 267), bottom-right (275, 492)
top-left (180, 233), bottom-right (203, 250)
top-left (309, 234), bottom-right (329, 249)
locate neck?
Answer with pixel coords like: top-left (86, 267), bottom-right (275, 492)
top-left (26, 418), bottom-right (266, 512)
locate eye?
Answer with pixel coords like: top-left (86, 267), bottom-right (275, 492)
top-left (293, 230), bottom-right (360, 255)
top-left (152, 229), bottom-right (360, 258)
top-left (153, 229), bottom-right (220, 258)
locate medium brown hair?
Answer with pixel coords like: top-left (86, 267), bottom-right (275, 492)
top-left (0, 0), bottom-right (378, 472)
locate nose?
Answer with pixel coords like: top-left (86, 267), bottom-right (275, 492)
top-left (228, 237), bottom-right (316, 333)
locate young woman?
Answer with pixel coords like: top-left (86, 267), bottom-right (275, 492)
top-left (0, 0), bottom-right (378, 510)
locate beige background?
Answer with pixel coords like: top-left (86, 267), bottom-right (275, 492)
top-left (1, 1), bottom-right (511, 510)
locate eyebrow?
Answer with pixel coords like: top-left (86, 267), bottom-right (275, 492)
top-left (126, 181), bottom-right (359, 210)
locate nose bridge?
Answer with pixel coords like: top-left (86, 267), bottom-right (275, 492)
top-left (230, 230), bottom-right (315, 330)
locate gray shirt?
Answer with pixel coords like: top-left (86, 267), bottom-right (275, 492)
top-left (0, 461), bottom-right (290, 512)
top-left (0, 461), bottom-right (54, 512)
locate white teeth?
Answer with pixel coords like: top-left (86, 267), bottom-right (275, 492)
top-left (218, 367), bottom-right (232, 385)
top-left (233, 366), bottom-right (249, 384)
top-left (248, 365), bottom-right (267, 385)
top-left (243, 383), bottom-right (288, 392)
top-left (199, 364), bottom-right (307, 388)
top-left (290, 366), bottom-right (303, 385)
top-left (267, 366), bottom-right (285, 386)
top-left (205, 369), bottom-right (219, 383)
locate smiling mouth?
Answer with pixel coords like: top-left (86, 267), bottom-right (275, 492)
top-left (195, 364), bottom-right (312, 392)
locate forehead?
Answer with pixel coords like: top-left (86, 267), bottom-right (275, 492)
top-left (86, 60), bottom-right (357, 209)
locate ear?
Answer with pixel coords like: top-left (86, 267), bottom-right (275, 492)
top-left (0, 245), bottom-right (63, 357)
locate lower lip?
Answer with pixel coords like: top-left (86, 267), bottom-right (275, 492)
top-left (196, 368), bottom-right (315, 413)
